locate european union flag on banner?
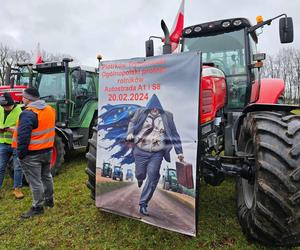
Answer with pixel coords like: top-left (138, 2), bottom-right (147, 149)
top-left (98, 104), bottom-right (142, 165)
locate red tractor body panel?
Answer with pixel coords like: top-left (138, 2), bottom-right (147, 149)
top-left (0, 85), bottom-right (27, 103)
top-left (200, 66), bottom-right (227, 124)
top-left (250, 78), bottom-right (285, 104)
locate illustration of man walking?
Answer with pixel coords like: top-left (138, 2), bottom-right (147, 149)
top-left (127, 94), bottom-right (184, 216)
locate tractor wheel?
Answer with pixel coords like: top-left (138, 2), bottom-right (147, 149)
top-left (236, 111), bottom-right (300, 246)
top-left (50, 135), bottom-right (65, 177)
top-left (85, 126), bottom-right (97, 200)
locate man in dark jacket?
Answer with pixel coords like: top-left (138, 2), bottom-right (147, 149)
top-left (12, 87), bottom-right (56, 218)
top-left (127, 94), bottom-right (184, 216)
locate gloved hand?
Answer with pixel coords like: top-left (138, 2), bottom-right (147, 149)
top-left (126, 133), bottom-right (134, 141)
top-left (177, 154), bottom-right (184, 162)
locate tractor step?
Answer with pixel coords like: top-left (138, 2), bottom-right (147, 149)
top-left (73, 145), bottom-right (86, 150)
top-left (72, 132), bottom-right (86, 150)
top-left (73, 134), bottom-right (84, 141)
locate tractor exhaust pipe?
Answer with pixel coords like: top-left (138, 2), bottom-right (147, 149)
top-left (161, 20), bottom-right (172, 55)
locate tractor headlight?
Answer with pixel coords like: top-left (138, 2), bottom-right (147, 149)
top-left (194, 26), bottom-right (202, 32)
top-left (185, 28), bottom-right (192, 34)
top-left (233, 19), bottom-right (242, 26)
top-left (222, 21), bottom-right (231, 28)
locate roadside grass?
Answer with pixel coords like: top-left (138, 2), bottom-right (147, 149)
top-left (96, 181), bottom-right (131, 195)
top-left (292, 109), bottom-right (300, 115)
top-left (0, 152), bottom-right (287, 250)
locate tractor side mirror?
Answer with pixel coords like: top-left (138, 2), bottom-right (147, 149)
top-left (279, 17), bottom-right (293, 43)
top-left (145, 39), bottom-right (154, 57)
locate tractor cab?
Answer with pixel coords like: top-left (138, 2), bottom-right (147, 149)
top-left (181, 15), bottom-right (293, 110)
top-left (0, 63), bottom-right (35, 103)
top-left (13, 63), bottom-right (35, 87)
top-left (4, 63), bottom-right (35, 87)
top-left (33, 59), bottom-right (98, 127)
top-left (33, 58), bottom-right (99, 151)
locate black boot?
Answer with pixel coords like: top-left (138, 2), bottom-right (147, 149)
top-left (139, 205), bottom-right (149, 216)
top-left (20, 206), bottom-right (44, 219)
top-left (44, 198), bottom-right (54, 208)
top-left (137, 180), bottom-right (143, 188)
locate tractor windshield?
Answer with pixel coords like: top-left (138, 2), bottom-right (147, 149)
top-left (18, 67), bottom-right (34, 86)
top-left (183, 29), bottom-right (248, 109)
top-left (36, 72), bottom-right (66, 101)
top-left (169, 170), bottom-right (176, 177)
top-left (103, 163), bottom-right (111, 169)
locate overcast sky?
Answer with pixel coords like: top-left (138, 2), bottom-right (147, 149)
top-left (1, 0), bottom-right (299, 66)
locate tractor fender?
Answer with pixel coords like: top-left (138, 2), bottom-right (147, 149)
top-left (232, 103), bottom-right (300, 153)
top-left (55, 127), bottom-right (73, 151)
top-left (250, 78), bottom-right (284, 104)
top-left (80, 101), bottom-right (98, 128)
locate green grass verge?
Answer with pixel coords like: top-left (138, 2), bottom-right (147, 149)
top-left (0, 152), bottom-right (285, 250)
top-left (292, 109), bottom-right (300, 115)
top-left (96, 181), bottom-right (131, 195)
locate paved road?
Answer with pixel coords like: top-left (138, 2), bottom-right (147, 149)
top-left (96, 183), bottom-right (196, 235)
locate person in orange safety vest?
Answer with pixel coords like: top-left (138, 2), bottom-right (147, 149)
top-left (12, 87), bottom-right (56, 219)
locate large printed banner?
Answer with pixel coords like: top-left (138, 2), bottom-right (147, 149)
top-left (96, 52), bottom-right (201, 236)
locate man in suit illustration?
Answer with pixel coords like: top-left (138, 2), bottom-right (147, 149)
top-left (127, 94), bottom-right (184, 216)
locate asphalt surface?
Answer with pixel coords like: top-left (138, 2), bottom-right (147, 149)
top-left (96, 182), bottom-right (196, 235)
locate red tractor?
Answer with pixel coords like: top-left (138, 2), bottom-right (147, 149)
top-left (0, 63), bottom-right (34, 102)
top-left (152, 15), bottom-right (300, 246)
top-left (86, 14), bottom-right (300, 246)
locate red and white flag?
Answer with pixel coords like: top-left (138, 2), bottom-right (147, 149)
top-left (170, 0), bottom-right (185, 52)
top-left (36, 43), bottom-right (43, 64)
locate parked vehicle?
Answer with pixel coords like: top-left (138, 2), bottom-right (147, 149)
top-left (125, 169), bottom-right (134, 182)
top-left (1, 59), bottom-right (99, 176)
top-left (86, 14), bottom-right (300, 246)
top-left (112, 166), bottom-right (123, 181)
top-left (101, 162), bottom-right (112, 178)
top-left (162, 167), bottom-right (182, 193)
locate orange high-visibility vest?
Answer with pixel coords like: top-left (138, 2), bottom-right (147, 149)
top-left (12, 105), bottom-right (55, 150)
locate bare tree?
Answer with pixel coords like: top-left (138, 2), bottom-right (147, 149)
top-left (0, 43), bottom-right (79, 86)
top-left (0, 44), bottom-right (10, 85)
top-left (262, 47), bottom-right (300, 104)
top-left (10, 50), bottom-right (31, 65)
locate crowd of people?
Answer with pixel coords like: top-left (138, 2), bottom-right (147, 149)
top-left (0, 88), bottom-right (55, 219)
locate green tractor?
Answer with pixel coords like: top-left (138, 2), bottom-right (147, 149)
top-left (2, 58), bottom-right (99, 178)
top-left (162, 167), bottom-right (183, 193)
top-left (31, 58), bottom-right (99, 175)
top-left (101, 162), bottom-right (112, 178)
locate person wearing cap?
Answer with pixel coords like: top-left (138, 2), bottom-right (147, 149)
top-left (12, 87), bottom-right (56, 218)
top-left (0, 92), bottom-right (24, 199)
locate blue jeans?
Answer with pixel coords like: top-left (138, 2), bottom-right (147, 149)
top-left (133, 147), bottom-right (164, 207)
top-left (0, 143), bottom-right (23, 188)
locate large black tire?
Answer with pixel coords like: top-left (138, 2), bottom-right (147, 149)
top-left (85, 126), bottom-right (97, 200)
top-left (50, 135), bottom-right (65, 177)
top-left (236, 111), bottom-right (300, 246)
